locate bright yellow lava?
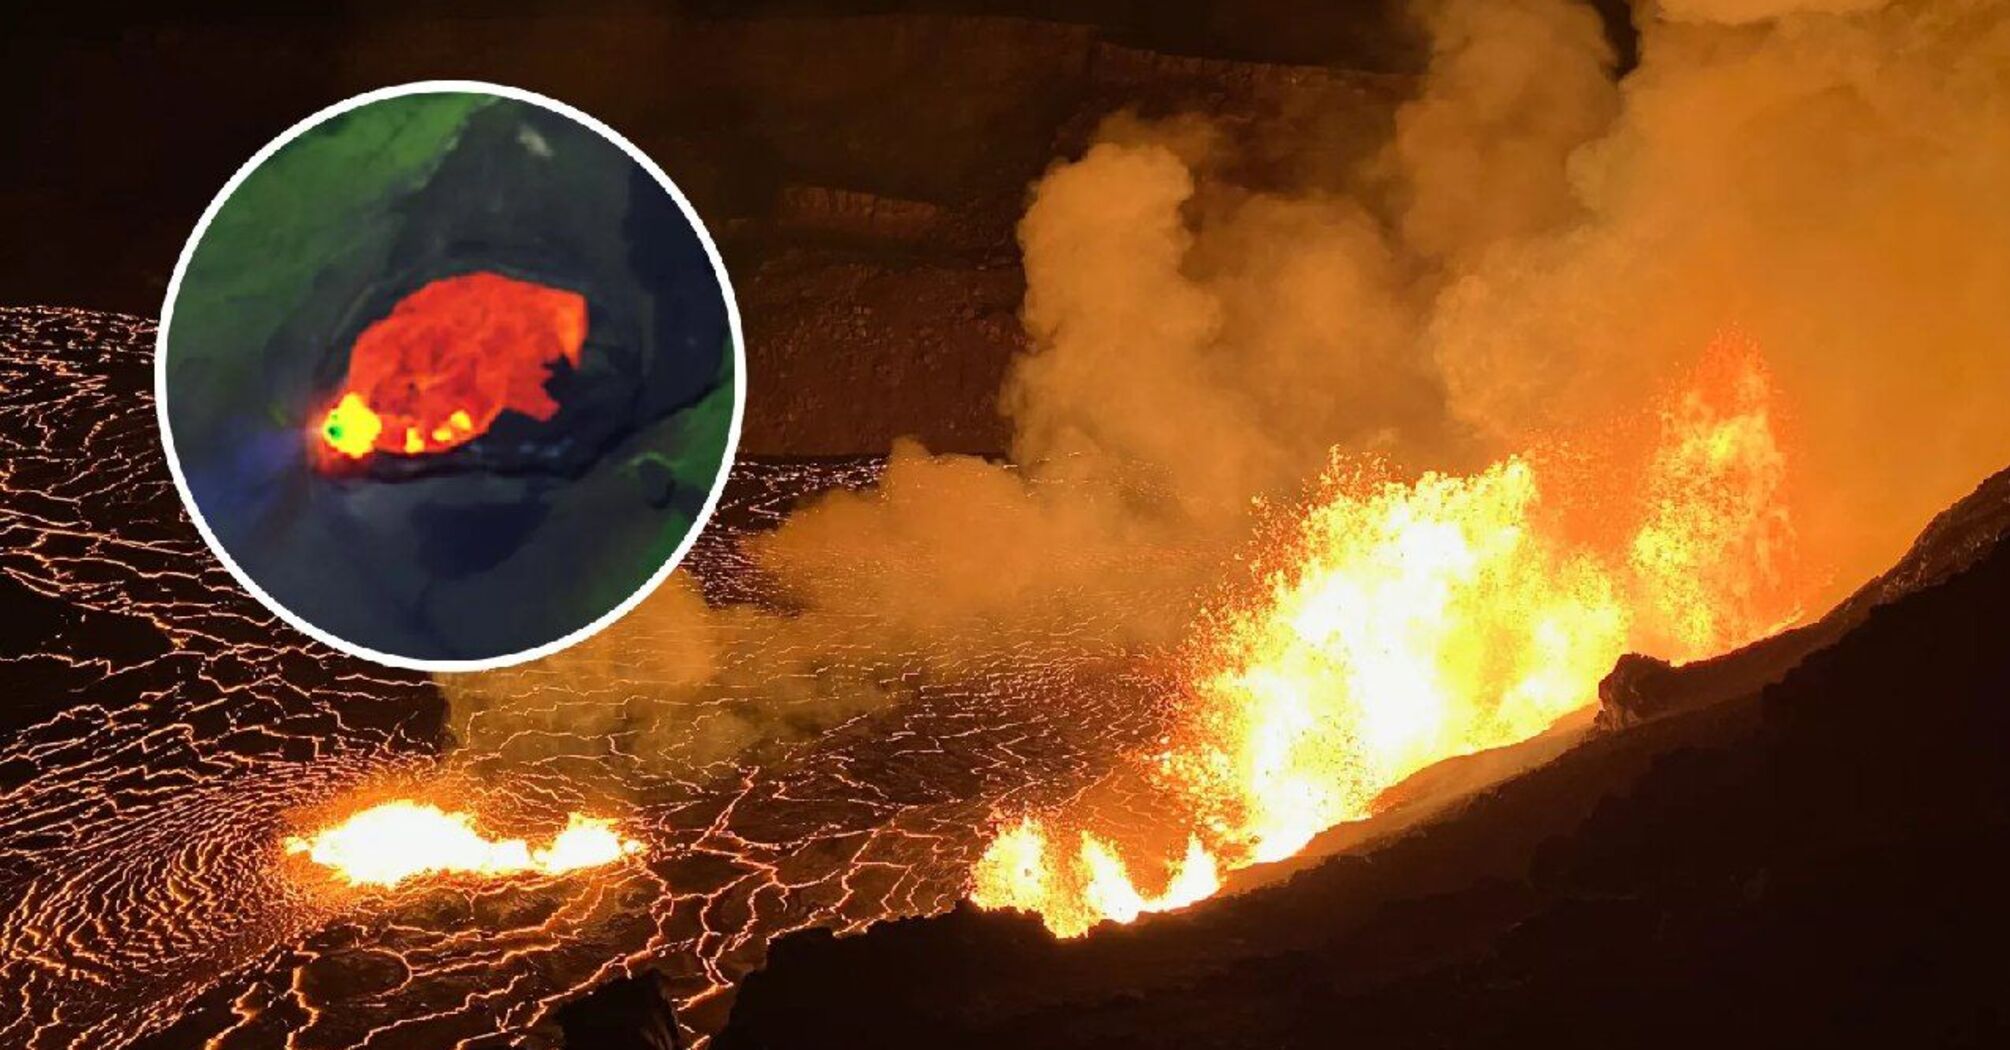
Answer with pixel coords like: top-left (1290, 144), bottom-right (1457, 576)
top-left (284, 801), bottom-right (641, 888)
top-left (973, 337), bottom-right (1805, 937)
top-left (318, 392), bottom-right (383, 459)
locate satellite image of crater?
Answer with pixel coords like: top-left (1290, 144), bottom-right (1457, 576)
top-left (159, 87), bottom-right (739, 665)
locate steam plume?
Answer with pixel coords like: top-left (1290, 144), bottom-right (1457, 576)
top-left (446, 0), bottom-right (2010, 776)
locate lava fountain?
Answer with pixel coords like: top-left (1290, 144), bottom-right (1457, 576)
top-left (973, 335), bottom-right (1806, 936)
top-left (285, 801), bottom-right (640, 888)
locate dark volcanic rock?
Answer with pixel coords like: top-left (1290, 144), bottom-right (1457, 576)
top-left (719, 496), bottom-right (2010, 1048)
top-left (1829, 464), bottom-right (2010, 622)
top-left (735, 252), bottom-right (1029, 456)
top-left (556, 970), bottom-right (685, 1050)
top-left (1593, 651), bottom-right (1679, 728)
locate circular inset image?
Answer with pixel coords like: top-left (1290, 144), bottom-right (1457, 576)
top-left (158, 82), bottom-right (743, 670)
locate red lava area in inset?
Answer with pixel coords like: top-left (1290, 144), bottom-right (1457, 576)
top-left (312, 271), bottom-right (587, 466)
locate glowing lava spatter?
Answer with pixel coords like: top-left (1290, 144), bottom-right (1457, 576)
top-left (311, 271), bottom-right (588, 464)
top-left (973, 337), bottom-right (1806, 936)
top-left (1629, 335), bottom-right (1802, 661)
top-left (284, 801), bottom-right (640, 888)
top-left (973, 819), bottom-right (1223, 935)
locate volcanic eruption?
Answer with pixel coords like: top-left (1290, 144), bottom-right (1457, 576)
top-left (970, 336), bottom-right (1804, 935)
top-left (7, 0), bottom-right (2010, 1047)
top-left (366, 0), bottom-right (2010, 1031)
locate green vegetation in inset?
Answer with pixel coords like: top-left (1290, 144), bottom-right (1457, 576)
top-left (168, 93), bottom-right (493, 422)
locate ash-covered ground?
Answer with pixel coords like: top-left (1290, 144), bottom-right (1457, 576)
top-left (0, 307), bottom-right (1175, 1048)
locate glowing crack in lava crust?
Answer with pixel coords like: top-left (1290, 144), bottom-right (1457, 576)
top-left (313, 271), bottom-right (588, 462)
top-left (284, 802), bottom-right (641, 887)
top-left (973, 336), bottom-right (1807, 936)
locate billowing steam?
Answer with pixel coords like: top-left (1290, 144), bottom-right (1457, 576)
top-left (442, 0), bottom-right (2010, 806)
top-left (1425, 0), bottom-right (2010, 592)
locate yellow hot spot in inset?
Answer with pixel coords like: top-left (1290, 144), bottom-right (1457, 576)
top-left (431, 425), bottom-right (453, 442)
top-left (404, 428), bottom-right (423, 454)
top-left (449, 409), bottom-right (473, 431)
top-left (320, 392), bottom-right (382, 459)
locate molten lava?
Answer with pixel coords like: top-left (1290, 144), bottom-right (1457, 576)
top-left (1628, 336), bottom-right (1801, 660)
top-left (972, 819), bottom-right (1223, 935)
top-left (311, 271), bottom-right (588, 464)
top-left (284, 801), bottom-right (639, 888)
top-left (973, 336), bottom-right (1806, 936)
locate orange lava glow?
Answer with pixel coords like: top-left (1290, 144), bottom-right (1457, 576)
top-left (972, 335), bottom-right (1805, 936)
top-left (311, 272), bottom-right (587, 464)
top-left (284, 801), bottom-right (640, 888)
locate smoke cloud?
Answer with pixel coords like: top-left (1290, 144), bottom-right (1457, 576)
top-left (445, 0), bottom-right (2010, 773)
top-left (1426, 0), bottom-right (2010, 591)
top-left (1657, 0), bottom-right (1891, 26)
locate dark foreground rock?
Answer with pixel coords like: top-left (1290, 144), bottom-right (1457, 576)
top-left (555, 971), bottom-right (684, 1050)
top-left (715, 494), bottom-right (2010, 1048)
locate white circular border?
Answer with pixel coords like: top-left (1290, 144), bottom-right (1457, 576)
top-left (155, 80), bottom-right (747, 674)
